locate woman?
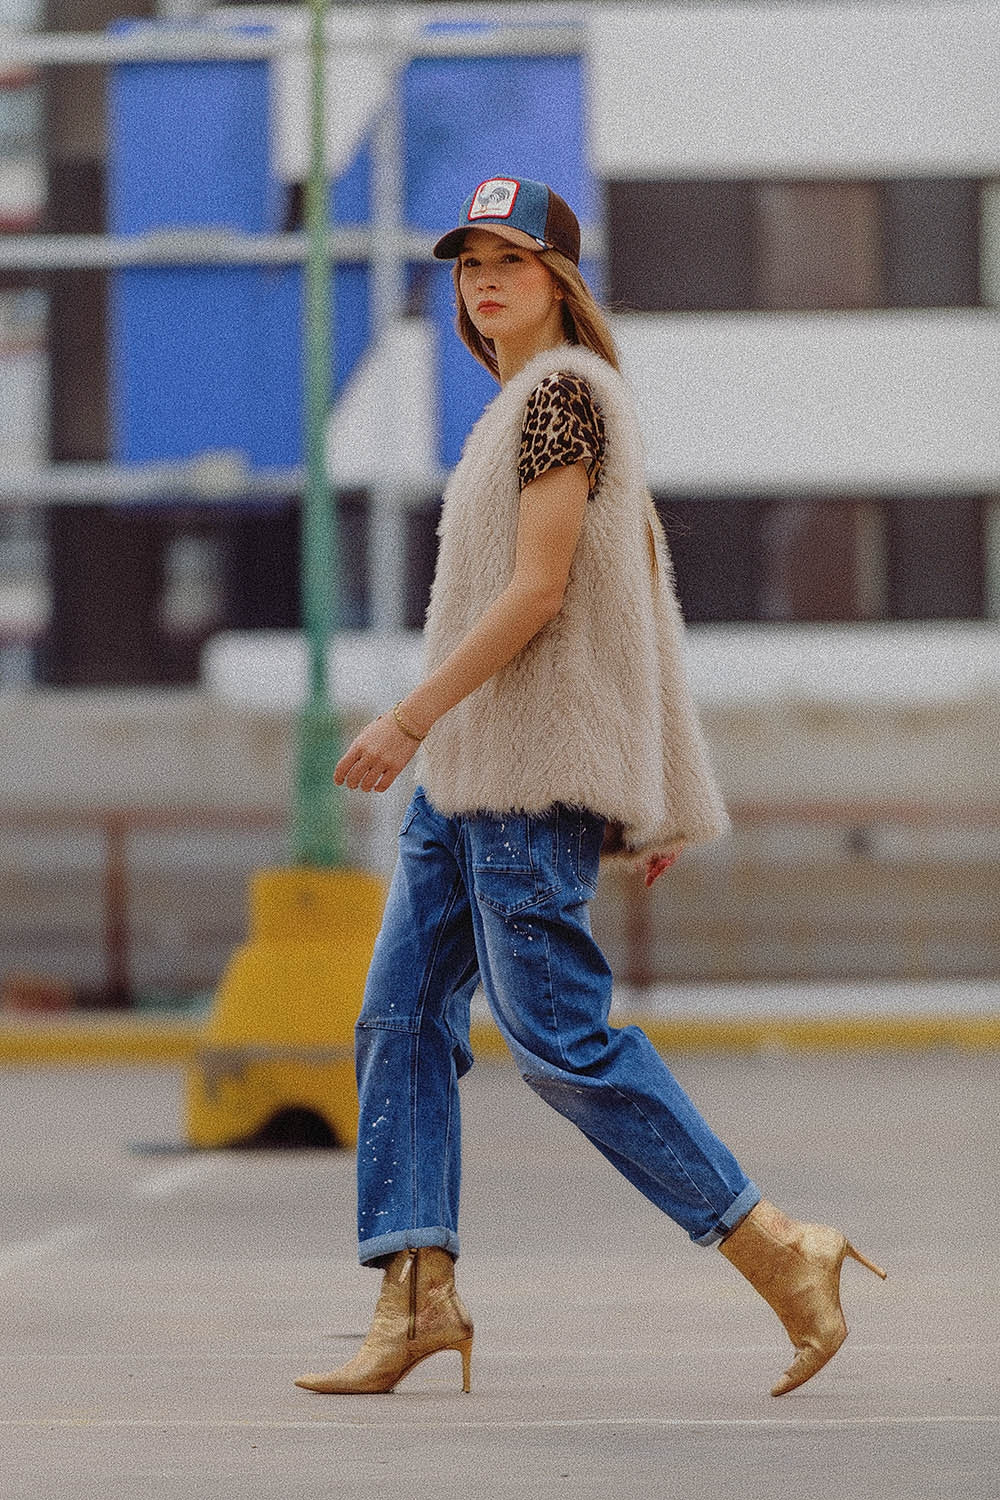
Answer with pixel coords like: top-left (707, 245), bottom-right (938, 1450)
top-left (295, 177), bottom-right (885, 1399)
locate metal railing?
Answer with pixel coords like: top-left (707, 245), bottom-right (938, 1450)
top-left (3, 798), bottom-right (997, 1007)
top-left (3, 804), bottom-right (288, 1005)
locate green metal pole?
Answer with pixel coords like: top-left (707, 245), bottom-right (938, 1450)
top-left (292, 0), bottom-right (344, 868)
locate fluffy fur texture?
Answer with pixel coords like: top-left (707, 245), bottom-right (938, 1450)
top-left (416, 344), bottom-right (729, 865)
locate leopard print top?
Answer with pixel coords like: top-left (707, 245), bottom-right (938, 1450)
top-left (517, 372), bottom-right (605, 494)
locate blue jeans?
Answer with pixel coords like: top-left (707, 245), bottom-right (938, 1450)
top-left (354, 787), bottom-right (759, 1264)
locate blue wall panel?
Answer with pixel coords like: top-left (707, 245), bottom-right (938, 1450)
top-left (402, 53), bottom-right (593, 467)
top-left (111, 264), bottom-right (370, 467)
top-left (108, 28), bottom-right (591, 477)
top-left (108, 24), bottom-right (371, 469)
top-left (402, 56), bottom-right (593, 231)
top-left (108, 29), bottom-right (279, 234)
top-left (332, 138), bottom-right (372, 226)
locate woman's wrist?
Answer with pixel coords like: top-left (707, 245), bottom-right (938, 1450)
top-left (391, 699), bottom-right (430, 743)
top-left (389, 705), bottom-right (425, 747)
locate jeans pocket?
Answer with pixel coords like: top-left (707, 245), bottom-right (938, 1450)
top-left (398, 788), bottom-right (425, 839)
top-left (574, 808), bottom-right (605, 894)
top-left (471, 811), bottom-right (559, 917)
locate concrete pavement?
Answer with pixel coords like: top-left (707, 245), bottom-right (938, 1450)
top-left (1, 1052), bottom-right (997, 1499)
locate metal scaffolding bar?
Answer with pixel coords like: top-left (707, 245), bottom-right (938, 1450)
top-left (0, 230), bottom-right (373, 270)
top-left (2, 21), bottom-right (585, 68)
top-left (0, 461), bottom-right (304, 507)
top-left (290, 0), bottom-right (343, 868)
top-left (11, 466), bottom-right (973, 509)
top-left (0, 227), bottom-right (602, 271)
top-left (0, 6), bottom-right (591, 520)
top-left (0, 464), bottom-right (449, 508)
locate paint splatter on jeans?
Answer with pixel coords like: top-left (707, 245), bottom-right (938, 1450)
top-left (354, 787), bottom-right (759, 1264)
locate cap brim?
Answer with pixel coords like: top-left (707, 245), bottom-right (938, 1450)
top-left (432, 223), bottom-right (546, 259)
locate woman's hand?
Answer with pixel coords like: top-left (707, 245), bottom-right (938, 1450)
top-left (333, 714), bottom-right (420, 793)
top-left (644, 843), bottom-right (685, 887)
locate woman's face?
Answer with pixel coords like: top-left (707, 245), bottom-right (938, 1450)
top-left (458, 229), bottom-right (563, 347)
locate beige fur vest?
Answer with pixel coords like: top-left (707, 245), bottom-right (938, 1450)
top-left (415, 343), bottom-right (729, 864)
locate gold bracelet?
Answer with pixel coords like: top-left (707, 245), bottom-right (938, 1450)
top-left (391, 701), bottom-right (425, 743)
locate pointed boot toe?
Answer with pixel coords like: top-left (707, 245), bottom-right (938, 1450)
top-left (720, 1200), bottom-right (886, 1397)
top-left (769, 1331), bottom-right (846, 1397)
top-left (294, 1247), bottom-right (474, 1396)
top-left (293, 1367), bottom-right (387, 1394)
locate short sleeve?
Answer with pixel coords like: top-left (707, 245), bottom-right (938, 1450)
top-left (518, 372), bottom-right (606, 493)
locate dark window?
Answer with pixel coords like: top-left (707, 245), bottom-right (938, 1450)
top-left (656, 498), bottom-right (761, 622)
top-left (883, 179), bottom-right (980, 308)
top-left (886, 497), bottom-right (984, 619)
top-left (606, 177), bottom-right (982, 313)
top-left (222, 503), bottom-right (300, 630)
top-left (337, 491), bottom-right (371, 629)
top-left (758, 499), bottom-right (873, 621)
top-left (404, 500), bottom-right (443, 629)
top-left (658, 495), bottom-right (987, 625)
top-left (605, 181), bottom-right (755, 312)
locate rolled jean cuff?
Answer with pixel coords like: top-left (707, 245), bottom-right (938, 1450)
top-left (692, 1182), bottom-right (762, 1247)
top-left (358, 1226), bottom-right (461, 1266)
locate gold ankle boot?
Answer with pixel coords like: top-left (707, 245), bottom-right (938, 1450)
top-left (719, 1198), bottom-right (886, 1396)
top-left (294, 1247), bottom-right (473, 1395)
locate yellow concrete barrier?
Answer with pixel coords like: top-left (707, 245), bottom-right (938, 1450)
top-left (185, 866), bottom-right (385, 1148)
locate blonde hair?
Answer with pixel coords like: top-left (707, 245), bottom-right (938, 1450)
top-left (451, 246), bottom-right (620, 379)
top-left (451, 245), bottom-right (662, 579)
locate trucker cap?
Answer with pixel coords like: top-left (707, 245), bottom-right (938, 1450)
top-left (432, 177), bottom-right (581, 266)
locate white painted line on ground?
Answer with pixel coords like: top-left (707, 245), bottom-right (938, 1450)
top-left (130, 1158), bottom-right (225, 1200)
top-left (0, 1160), bottom-right (224, 1281)
top-left (0, 1340), bottom-right (977, 1363)
top-left (0, 1414), bottom-right (995, 1433)
top-left (0, 1225), bottom-right (97, 1278)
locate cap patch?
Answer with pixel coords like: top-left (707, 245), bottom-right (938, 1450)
top-left (468, 178), bottom-right (520, 222)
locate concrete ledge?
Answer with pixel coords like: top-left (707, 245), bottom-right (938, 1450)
top-left (2, 1009), bottom-right (998, 1066)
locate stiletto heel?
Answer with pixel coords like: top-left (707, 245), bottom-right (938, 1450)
top-left (295, 1247), bottom-right (474, 1395)
top-left (845, 1242), bottom-right (887, 1280)
top-left (458, 1336), bottom-right (473, 1393)
top-left (720, 1200), bottom-right (887, 1396)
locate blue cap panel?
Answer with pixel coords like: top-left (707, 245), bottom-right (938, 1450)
top-left (464, 177), bottom-right (549, 241)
